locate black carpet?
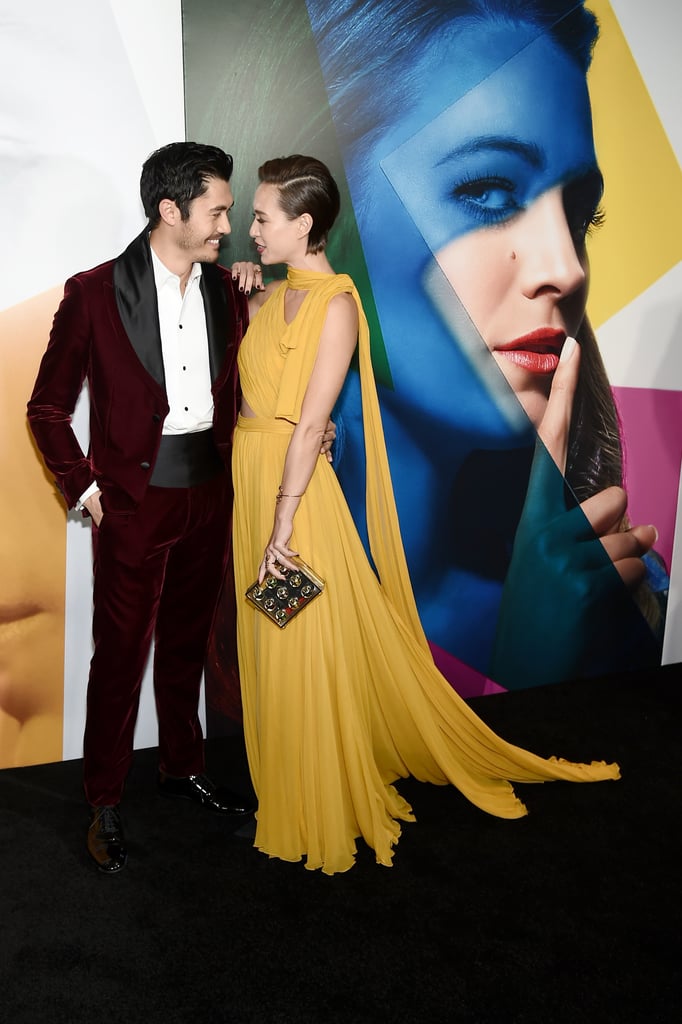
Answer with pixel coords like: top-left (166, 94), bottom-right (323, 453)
top-left (1, 665), bottom-right (680, 1024)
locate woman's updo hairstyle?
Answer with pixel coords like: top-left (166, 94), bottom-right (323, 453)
top-left (258, 154), bottom-right (340, 254)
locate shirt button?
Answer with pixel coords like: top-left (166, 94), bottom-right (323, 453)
top-left (140, 461), bottom-right (151, 470)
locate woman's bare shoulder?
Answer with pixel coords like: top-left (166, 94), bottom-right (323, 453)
top-left (325, 289), bottom-right (358, 325)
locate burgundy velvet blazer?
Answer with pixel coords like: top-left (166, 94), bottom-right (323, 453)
top-left (28, 231), bottom-right (249, 514)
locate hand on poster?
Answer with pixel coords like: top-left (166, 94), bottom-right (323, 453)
top-left (490, 336), bottom-right (661, 689)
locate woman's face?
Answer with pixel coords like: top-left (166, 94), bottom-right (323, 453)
top-left (249, 183), bottom-right (303, 266)
top-left (351, 19), bottom-right (601, 432)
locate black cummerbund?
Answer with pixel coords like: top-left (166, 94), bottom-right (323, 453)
top-left (150, 428), bottom-right (223, 488)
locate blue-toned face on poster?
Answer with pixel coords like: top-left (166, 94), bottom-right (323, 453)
top-left (306, 0), bottom-right (662, 688)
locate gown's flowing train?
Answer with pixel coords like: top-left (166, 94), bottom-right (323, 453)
top-left (232, 268), bottom-right (619, 875)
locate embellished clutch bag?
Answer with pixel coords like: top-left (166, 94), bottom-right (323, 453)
top-left (245, 559), bottom-right (325, 629)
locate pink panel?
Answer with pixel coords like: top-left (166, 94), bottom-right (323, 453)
top-left (612, 386), bottom-right (682, 572)
top-left (429, 642), bottom-right (506, 697)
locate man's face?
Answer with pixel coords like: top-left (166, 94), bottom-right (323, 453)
top-left (175, 176), bottom-right (234, 263)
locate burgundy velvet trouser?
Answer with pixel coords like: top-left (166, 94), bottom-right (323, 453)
top-left (83, 473), bottom-right (231, 807)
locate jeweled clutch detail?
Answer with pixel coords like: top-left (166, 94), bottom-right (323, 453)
top-left (245, 559), bottom-right (325, 628)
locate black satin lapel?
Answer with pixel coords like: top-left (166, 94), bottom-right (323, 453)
top-left (201, 264), bottom-right (233, 382)
top-left (113, 230), bottom-right (166, 389)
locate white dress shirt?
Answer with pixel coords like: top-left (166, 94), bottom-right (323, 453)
top-left (150, 246), bottom-right (213, 435)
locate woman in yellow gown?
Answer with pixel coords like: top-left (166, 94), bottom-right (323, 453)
top-left (232, 155), bottom-right (619, 875)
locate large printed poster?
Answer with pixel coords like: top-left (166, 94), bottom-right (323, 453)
top-left (1, 0), bottom-right (680, 772)
top-left (186, 0), bottom-right (682, 701)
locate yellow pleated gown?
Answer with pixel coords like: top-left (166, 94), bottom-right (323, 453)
top-left (232, 268), bottom-right (619, 875)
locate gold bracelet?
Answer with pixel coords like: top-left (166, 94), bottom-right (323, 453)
top-left (276, 485), bottom-right (304, 504)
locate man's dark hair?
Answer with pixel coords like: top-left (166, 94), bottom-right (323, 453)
top-left (140, 142), bottom-right (234, 227)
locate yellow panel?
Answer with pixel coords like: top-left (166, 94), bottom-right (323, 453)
top-left (586, 0), bottom-right (682, 327)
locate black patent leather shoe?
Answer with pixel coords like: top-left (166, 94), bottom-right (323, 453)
top-left (158, 772), bottom-right (255, 815)
top-left (87, 804), bottom-right (127, 874)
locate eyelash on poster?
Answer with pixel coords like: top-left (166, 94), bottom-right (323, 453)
top-left (449, 174), bottom-right (607, 237)
top-left (449, 174), bottom-right (519, 223)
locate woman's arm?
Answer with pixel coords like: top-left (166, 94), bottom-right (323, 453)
top-left (259, 291), bottom-right (358, 580)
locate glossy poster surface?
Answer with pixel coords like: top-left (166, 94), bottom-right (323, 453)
top-left (2, 1), bottom-right (680, 771)
top-left (185, 0), bottom-right (682, 697)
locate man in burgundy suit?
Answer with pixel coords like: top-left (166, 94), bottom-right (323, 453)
top-left (28, 142), bottom-right (259, 873)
